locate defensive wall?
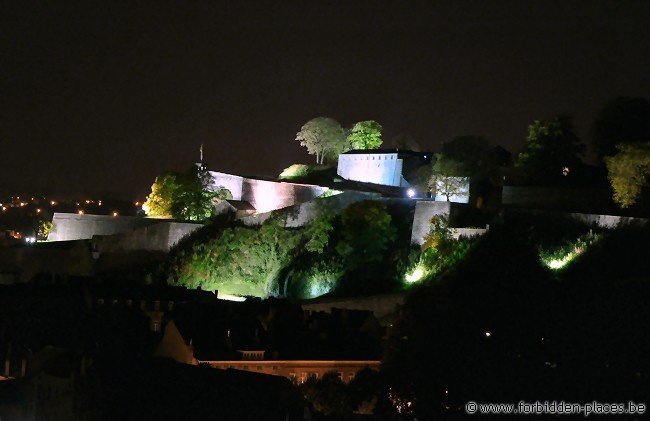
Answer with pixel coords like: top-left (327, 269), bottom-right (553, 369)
top-left (337, 152), bottom-right (407, 187)
top-left (92, 221), bottom-right (203, 253)
top-left (209, 171), bottom-right (328, 213)
top-left (48, 213), bottom-right (162, 242)
top-left (505, 208), bottom-right (650, 228)
top-left (502, 186), bottom-right (614, 213)
top-left (300, 292), bottom-right (408, 322)
top-left (410, 201), bottom-right (464, 245)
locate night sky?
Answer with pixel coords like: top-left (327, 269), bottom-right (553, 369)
top-left (2, 1), bottom-right (649, 198)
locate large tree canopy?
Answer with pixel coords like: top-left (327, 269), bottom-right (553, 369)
top-left (347, 120), bottom-right (383, 150)
top-left (591, 97), bottom-right (650, 163)
top-left (143, 166), bottom-right (230, 221)
top-left (605, 142), bottom-right (650, 208)
top-left (296, 117), bottom-right (348, 164)
top-left (516, 114), bottom-right (585, 185)
top-left (142, 172), bottom-right (179, 218)
top-left (426, 154), bottom-right (468, 201)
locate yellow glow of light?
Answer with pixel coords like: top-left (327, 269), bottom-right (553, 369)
top-left (135, 201), bottom-right (140, 206)
top-left (36, 208), bottom-right (41, 213)
top-left (50, 201), bottom-right (56, 206)
top-left (405, 266), bottom-right (425, 283)
top-left (112, 211), bottom-right (119, 217)
top-left (78, 210), bottom-right (84, 215)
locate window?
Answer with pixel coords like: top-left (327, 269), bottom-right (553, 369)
top-left (289, 373), bottom-right (297, 384)
top-left (257, 366), bottom-right (263, 371)
top-left (348, 372), bottom-right (355, 382)
top-left (337, 372), bottom-right (343, 381)
top-left (308, 372), bottom-right (318, 380)
top-left (300, 372), bottom-right (308, 383)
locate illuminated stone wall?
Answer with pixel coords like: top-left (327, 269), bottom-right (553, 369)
top-left (209, 171), bottom-right (327, 213)
top-left (410, 201), bottom-right (464, 245)
top-left (337, 153), bottom-right (407, 187)
top-left (48, 213), bottom-right (160, 241)
top-left (92, 221), bottom-right (203, 253)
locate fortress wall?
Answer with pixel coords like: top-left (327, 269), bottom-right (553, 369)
top-left (502, 186), bottom-right (612, 213)
top-left (48, 213), bottom-right (161, 242)
top-left (451, 227), bottom-right (488, 240)
top-left (505, 208), bottom-right (650, 229)
top-left (209, 171), bottom-right (327, 213)
top-left (209, 171), bottom-right (244, 200)
top-left (410, 201), bottom-right (465, 245)
top-left (241, 178), bottom-right (327, 213)
top-left (337, 153), bottom-right (404, 187)
top-left (238, 191), bottom-right (381, 227)
top-left (301, 292), bottom-right (408, 321)
top-left (93, 221), bottom-right (203, 253)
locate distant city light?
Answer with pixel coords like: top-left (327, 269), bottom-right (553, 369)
top-left (1, 207), bottom-right (5, 211)
top-left (98, 200), bottom-right (103, 206)
top-left (50, 200), bottom-right (57, 205)
top-left (485, 331), bottom-right (492, 337)
top-left (78, 210), bottom-right (84, 215)
top-left (407, 188), bottom-right (416, 198)
top-left (85, 199), bottom-right (91, 204)
top-left (36, 208), bottom-right (41, 213)
top-left (112, 211), bottom-right (119, 217)
top-left (25, 237), bottom-right (36, 244)
top-left (135, 201), bottom-right (140, 206)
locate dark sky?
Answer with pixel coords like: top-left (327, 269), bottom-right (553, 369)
top-left (2, 1), bottom-right (649, 198)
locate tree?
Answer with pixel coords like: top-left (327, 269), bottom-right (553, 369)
top-left (296, 117), bottom-right (347, 164)
top-left (516, 114), bottom-right (585, 185)
top-left (348, 120), bottom-right (383, 150)
top-left (441, 136), bottom-right (491, 177)
top-left (605, 142), bottom-right (650, 208)
top-left (336, 201), bottom-right (396, 270)
top-left (300, 372), bottom-right (352, 416)
top-left (391, 133), bottom-right (420, 151)
top-left (143, 166), bottom-right (230, 221)
top-left (427, 154), bottom-right (468, 201)
top-left (142, 172), bottom-right (180, 218)
top-left (591, 97), bottom-right (650, 163)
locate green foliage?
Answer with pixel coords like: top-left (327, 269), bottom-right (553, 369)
top-left (426, 154), bottom-right (467, 201)
top-left (391, 133), bottom-right (420, 151)
top-left (36, 219), bottom-right (53, 239)
top-left (142, 172), bottom-right (179, 218)
top-left (300, 372), bottom-right (353, 416)
top-left (347, 120), bottom-right (383, 150)
top-left (143, 166), bottom-right (230, 221)
top-left (538, 230), bottom-right (602, 271)
top-left (304, 211), bottom-right (335, 254)
top-left (296, 117), bottom-right (348, 164)
top-left (278, 164), bottom-right (312, 179)
top-left (336, 201), bottom-right (396, 270)
top-left (591, 96), bottom-right (650, 162)
top-left (605, 142), bottom-right (650, 208)
top-left (406, 216), bottom-right (475, 284)
top-left (516, 114), bottom-right (585, 185)
top-left (167, 217), bottom-right (302, 297)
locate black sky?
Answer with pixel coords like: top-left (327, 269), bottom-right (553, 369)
top-left (2, 1), bottom-right (649, 198)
